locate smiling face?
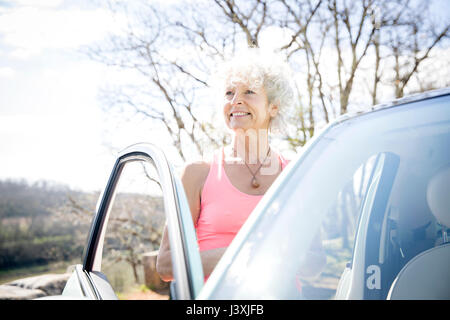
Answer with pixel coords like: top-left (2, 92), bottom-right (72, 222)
top-left (223, 82), bottom-right (278, 132)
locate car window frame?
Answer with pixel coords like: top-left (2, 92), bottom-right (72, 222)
top-left (81, 143), bottom-right (204, 300)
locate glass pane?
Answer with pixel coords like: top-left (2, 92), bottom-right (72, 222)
top-left (300, 154), bottom-right (378, 299)
top-left (364, 130), bottom-right (450, 299)
top-left (101, 160), bottom-right (169, 300)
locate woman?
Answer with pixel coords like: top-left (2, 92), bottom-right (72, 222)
top-left (156, 49), bottom-right (296, 281)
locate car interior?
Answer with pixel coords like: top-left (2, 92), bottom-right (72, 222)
top-left (379, 163), bottom-right (450, 299)
top-left (386, 164), bottom-right (450, 299)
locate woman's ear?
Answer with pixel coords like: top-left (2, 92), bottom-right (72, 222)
top-left (269, 103), bottom-right (279, 117)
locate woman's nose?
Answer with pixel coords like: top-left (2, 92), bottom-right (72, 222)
top-left (231, 92), bottom-right (243, 105)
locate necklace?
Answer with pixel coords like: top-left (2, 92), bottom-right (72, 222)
top-left (241, 148), bottom-right (271, 188)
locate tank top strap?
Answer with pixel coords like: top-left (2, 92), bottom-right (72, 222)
top-left (199, 149), bottom-right (222, 205)
top-left (279, 152), bottom-right (290, 170)
top-left (218, 146), bottom-right (225, 180)
top-left (211, 148), bottom-right (222, 178)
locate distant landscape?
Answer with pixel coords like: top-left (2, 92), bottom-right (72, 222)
top-left (0, 179), bottom-right (97, 284)
top-left (0, 177), bottom-right (168, 301)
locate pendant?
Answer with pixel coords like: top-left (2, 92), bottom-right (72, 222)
top-left (251, 177), bottom-right (260, 188)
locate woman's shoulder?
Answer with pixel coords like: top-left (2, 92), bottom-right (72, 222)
top-left (183, 160), bottom-right (211, 175)
top-left (181, 160), bottom-right (211, 186)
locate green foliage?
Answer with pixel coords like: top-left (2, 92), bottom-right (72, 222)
top-left (140, 284), bottom-right (149, 292)
top-left (0, 234), bottom-right (84, 269)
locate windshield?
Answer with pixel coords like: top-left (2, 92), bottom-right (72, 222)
top-left (204, 94), bottom-right (450, 299)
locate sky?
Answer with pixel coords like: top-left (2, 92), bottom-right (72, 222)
top-left (0, 0), bottom-right (448, 192)
top-left (0, 0), bottom-right (146, 192)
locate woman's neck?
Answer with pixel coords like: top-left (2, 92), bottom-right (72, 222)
top-left (229, 128), bottom-right (270, 165)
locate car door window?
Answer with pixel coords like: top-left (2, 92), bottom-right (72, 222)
top-left (81, 144), bottom-right (204, 300)
top-left (99, 160), bottom-right (168, 300)
top-left (363, 136), bottom-right (450, 299)
top-left (299, 153), bottom-right (381, 299)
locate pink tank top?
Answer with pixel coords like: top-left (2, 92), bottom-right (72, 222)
top-left (195, 148), bottom-right (289, 252)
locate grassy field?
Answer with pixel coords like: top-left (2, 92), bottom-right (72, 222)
top-left (117, 284), bottom-right (169, 300)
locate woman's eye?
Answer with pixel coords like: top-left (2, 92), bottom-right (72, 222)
top-left (225, 91), bottom-right (233, 96)
top-left (246, 90), bottom-right (255, 94)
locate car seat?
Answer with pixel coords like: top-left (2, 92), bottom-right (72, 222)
top-left (387, 165), bottom-right (450, 299)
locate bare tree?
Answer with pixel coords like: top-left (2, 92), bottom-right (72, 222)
top-left (328, 0), bottom-right (379, 115)
top-left (213, 0), bottom-right (269, 47)
top-left (86, 1), bottom-right (228, 164)
top-left (57, 191), bottom-right (164, 284)
top-left (381, 1), bottom-right (450, 98)
top-left (87, 0), bottom-right (449, 157)
top-left (275, 0), bottom-right (329, 145)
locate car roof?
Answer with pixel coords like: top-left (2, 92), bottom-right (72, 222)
top-left (334, 86), bottom-right (450, 125)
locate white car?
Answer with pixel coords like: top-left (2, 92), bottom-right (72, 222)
top-left (49, 87), bottom-right (450, 300)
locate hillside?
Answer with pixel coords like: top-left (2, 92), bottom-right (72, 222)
top-left (0, 179), bottom-right (165, 285)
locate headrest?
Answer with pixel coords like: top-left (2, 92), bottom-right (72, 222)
top-left (426, 165), bottom-right (450, 228)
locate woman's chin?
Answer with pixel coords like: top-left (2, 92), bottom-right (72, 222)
top-left (226, 120), bottom-right (269, 132)
top-left (228, 124), bottom-right (253, 132)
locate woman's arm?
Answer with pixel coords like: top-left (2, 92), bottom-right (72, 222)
top-left (157, 223), bottom-right (226, 281)
top-left (155, 224), bottom-right (173, 281)
top-left (198, 247), bottom-right (227, 276)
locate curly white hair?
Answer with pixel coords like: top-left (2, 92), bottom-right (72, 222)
top-left (214, 48), bottom-right (296, 133)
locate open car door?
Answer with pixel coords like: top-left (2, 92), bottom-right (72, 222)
top-left (61, 143), bottom-right (204, 300)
